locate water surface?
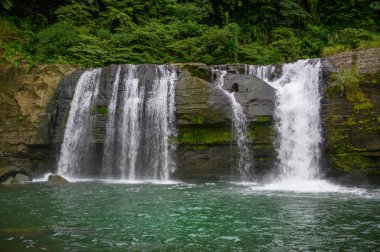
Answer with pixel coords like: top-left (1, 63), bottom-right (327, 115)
top-left (0, 182), bottom-right (379, 251)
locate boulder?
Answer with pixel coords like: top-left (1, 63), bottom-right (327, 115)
top-left (1, 174), bottom-right (30, 185)
top-left (47, 175), bottom-right (68, 185)
top-left (14, 173), bottom-right (31, 184)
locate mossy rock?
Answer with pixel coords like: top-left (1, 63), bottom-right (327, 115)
top-left (177, 126), bottom-right (232, 145)
top-left (180, 64), bottom-right (211, 82)
top-left (47, 175), bottom-right (68, 185)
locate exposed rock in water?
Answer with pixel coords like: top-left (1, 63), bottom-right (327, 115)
top-left (47, 175), bottom-right (68, 185)
top-left (14, 174), bottom-right (30, 184)
top-left (0, 166), bottom-right (23, 181)
top-left (0, 166), bottom-right (30, 185)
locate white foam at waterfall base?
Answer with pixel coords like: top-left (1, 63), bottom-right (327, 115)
top-left (251, 179), bottom-right (365, 193)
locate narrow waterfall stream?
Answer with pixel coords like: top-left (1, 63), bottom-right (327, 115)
top-left (57, 65), bottom-right (177, 180)
top-left (212, 69), bottom-right (253, 180)
top-left (249, 59), bottom-right (323, 185)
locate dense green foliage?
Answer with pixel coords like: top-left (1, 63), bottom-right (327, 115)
top-left (1, 0), bottom-right (379, 67)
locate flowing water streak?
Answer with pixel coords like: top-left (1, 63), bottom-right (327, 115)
top-left (145, 65), bottom-right (177, 180)
top-left (249, 60), bottom-right (322, 181)
top-left (212, 69), bottom-right (253, 180)
top-left (248, 65), bottom-right (275, 81)
top-left (57, 68), bottom-right (102, 177)
top-left (102, 66), bottom-right (121, 176)
top-left (118, 65), bottom-right (142, 180)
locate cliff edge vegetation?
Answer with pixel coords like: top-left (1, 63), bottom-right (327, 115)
top-left (1, 0), bottom-right (379, 68)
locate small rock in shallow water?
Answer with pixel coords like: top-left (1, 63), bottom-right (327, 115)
top-left (14, 173), bottom-right (31, 184)
top-left (0, 166), bottom-right (23, 181)
top-left (1, 167), bottom-right (30, 185)
top-left (47, 175), bottom-right (69, 185)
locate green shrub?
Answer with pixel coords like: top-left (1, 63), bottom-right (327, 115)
top-left (36, 22), bottom-right (81, 60)
top-left (336, 28), bottom-right (374, 49)
top-left (321, 44), bottom-right (349, 57)
top-left (336, 65), bottom-right (364, 102)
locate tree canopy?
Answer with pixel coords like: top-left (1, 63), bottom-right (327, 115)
top-left (1, 0), bottom-right (379, 67)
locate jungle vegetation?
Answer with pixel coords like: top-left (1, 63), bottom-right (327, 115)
top-left (0, 0), bottom-right (379, 67)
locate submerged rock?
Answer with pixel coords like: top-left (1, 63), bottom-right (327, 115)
top-left (47, 175), bottom-right (68, 185)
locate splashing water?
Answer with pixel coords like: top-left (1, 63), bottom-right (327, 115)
top-left (212, 69), bottom-right (253, 180)
top-left (57, 68), bottom-right (102, 177)
top-left (249, 60), bottom-right (323, 184)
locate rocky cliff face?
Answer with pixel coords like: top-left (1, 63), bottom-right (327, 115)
top-left (0, 65), bottom-right (76, 177)
top-left (326, 48), bottom-right (380, 184)
top-left (1, 49), bottom-right (379, 182)
top-left (175, 64), bottom-right (276, 179)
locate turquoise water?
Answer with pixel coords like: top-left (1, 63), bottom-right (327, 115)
top-left (0, 181), bottom-right (379, 251)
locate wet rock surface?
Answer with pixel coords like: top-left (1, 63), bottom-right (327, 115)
top-left (47, 175), bottom-right (68, 185)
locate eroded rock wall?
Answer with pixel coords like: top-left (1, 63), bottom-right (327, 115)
top-left (326, 48), bottom-right (380, 184)
top-left (0, 65), bottom-right (77, 176)
top-left (174, 64), bottom-right (276, 180)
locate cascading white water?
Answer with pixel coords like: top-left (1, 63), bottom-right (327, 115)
top-left (118, 65), bottom-right (142, 180)
top-left (248, 65), bottom-right (276, 81)
top-left (58, 65), bottom-right (177, 181)
top-left (249, 60), bottom-right (322, 182)
top-left (213, 69), bottom-right (253, 180)
top-left (57, 68), bottom-right (102, 177)
top-left (102, 66), bottom-right (121, 176)
top-left (145, 65), bottom-right (177, 180)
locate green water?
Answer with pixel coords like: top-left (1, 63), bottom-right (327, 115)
top-left (0, 182), bottom-right (379, 251)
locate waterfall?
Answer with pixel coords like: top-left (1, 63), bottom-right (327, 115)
top-left (248, 59), bottom-right (322, 181)
top-left (248, 65), bottom-right (276, 81)
top-left (144, 65), bottom-right (177, 180)
top-left (102, 66), bottom-right (121, 177)
top-left (118, 65), bottom-right (142, 180)
top-left (57, 68), bottom-right (102, 177)
top-left (213, 69), bottom-right (253, 180)
top-left (58, 64), bottom-right (177, 181)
